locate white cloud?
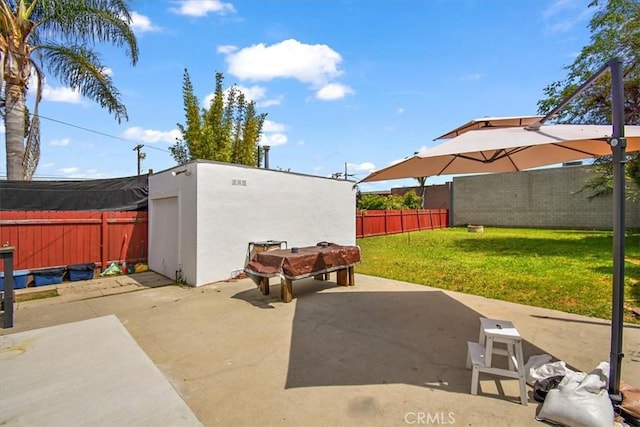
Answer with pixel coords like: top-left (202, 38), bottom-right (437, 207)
top-left (40, 163), bottom-right (54, 168)
top-left (122, 126), bottom-right (181, 144)
top-left (28, 74), bottom-right (82, 103)
top-left (347, 162), bottom-right (375, 172)
top-left (222, 38), bottom-right (354, 101)
top-left (235, 85), bottom-right (266, 102)
top-left (0, 122), bottom-right (4, 133)
top-left (258, 97), bottom-right (283, 107)
top-left (43, 85), bottom-right (82, 103)
top-left (262, 120), bottom-right (285, 133)
top-left (171, 0), bottom-right (235, 17)
top-left (217, 44), bottom-right (238, 54)
top-left (202, 92), bottom-right (214, 107)
top-left (58, 167), bottom-right (80, 174)
top-left (260, 133), bottom-right (287, 147)
top-left (386, 155), bottom-right (417, 167)
top-left (225, 39), bottom-right (343, 86)
top-left (50, 138), bottom-right (70, 146)
top-left (130, 11), bottom-right (161, 32)
top-left (542, 0), bottom-right (595, 33)
top-left (543, 0), bottom-right (581, 18)
top-left (204, 84), bottom-right (282, 108)
top-left (397, 107), bottom-right (405, 115)
top-left (259, 120), bottom-right (288, 147)
top-left (236, 85), bottom-right (283, 107)
top-left (316, 83), bottom-right (354, 101)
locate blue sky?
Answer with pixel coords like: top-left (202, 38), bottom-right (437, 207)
top-left (0, 0), bottom-right (598, 191)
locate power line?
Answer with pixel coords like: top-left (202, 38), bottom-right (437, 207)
top-left (12, 108), bottom-right (173, 154)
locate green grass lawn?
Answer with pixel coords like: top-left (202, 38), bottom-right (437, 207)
top-left (356, 227), bottom-right (640, 324)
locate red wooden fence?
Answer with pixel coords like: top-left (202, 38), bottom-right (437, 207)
top-left (356, 209), bottom-right (448, 238)
top-left (0, 211), bottom-right (148, 272)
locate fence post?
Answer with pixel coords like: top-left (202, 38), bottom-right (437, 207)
top-left (101, 212), bottom-right (108, 272)
top-left (384, 210), bottom-right (388, 235)
top-left (1, 246), bottom-right (15, 328)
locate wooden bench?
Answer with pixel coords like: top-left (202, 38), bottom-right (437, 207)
top-left (256, 264), bottom-right (356, 303)
top-left (245, 244), bottom-right (361, 303)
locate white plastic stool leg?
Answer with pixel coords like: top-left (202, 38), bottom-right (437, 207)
top-left (507, 342), bottom-right (515, 371)
top-left (515, 341), bottom-right (528, 405)
top-left (471, 365), bottom-right (479, 395)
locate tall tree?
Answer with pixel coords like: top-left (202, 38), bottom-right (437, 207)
top-left (237, 100), bottom-right (265, 165)
top-left (171, 69), bottom-right (201, 165)
top-left (1, 0), bottom-right (138, 180)
top-left (415, 176), bottom-right (427, 208)
top-left (537, 0), bottom-right (640, 198)
top-left (171, 70), bottom-right (267, 167)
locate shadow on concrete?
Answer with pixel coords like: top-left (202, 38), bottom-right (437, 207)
top-left (276, 287), bottom-right (556, 398)
top-left (530, 314), bottom-right (640, 330)
top-left (232, 278), bottom-right (340, 309)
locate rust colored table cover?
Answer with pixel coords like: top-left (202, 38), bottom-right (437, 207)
top-left (245, 243), bottom-right (361, 280)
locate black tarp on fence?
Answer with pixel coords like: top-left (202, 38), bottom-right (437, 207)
top-left (0, 175), bottom-right (148, 211)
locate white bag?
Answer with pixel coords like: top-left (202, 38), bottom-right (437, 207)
top-left (525, 354), bottom-right (575, 386)
top-left (525, 354), bottom-right (552, 385)
top-left (536, 362), bottom-right (613, 427)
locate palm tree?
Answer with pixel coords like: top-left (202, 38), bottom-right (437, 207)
top-left (1, 0), bottom-right (138, 180)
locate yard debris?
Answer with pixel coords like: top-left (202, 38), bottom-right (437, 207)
top-left (134, 263), bottom-right (149, 273)
top-left (100, 262), bottom-right (122, 277)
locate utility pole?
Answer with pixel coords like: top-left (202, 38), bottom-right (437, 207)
top-left (133, 144), bottom-right (145, 175)
top-left (340, 162), bottom-right (355, 180)
top-left (263, 145), bottom-right (271, 169)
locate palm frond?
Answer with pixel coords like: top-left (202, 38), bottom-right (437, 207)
top-left (32, 0), bottom-right (138, 65)
top-left (40, 42), bottom-right (128, 122)
top-left (23, 113), bottom-right (40, 180)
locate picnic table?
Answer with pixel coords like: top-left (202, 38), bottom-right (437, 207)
top-left (244, 243), bottom-right (361, 302)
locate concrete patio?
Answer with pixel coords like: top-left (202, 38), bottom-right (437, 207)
top-left (1, 272), bottom-right (639, 426)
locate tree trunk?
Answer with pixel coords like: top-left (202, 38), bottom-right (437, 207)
top-left (4, 81), bottom-right (26, 181)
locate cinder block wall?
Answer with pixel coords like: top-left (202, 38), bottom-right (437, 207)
top-left (391, 183), bottom-right (452, 209)
top-left (452, 165), bottom-right (640, 229)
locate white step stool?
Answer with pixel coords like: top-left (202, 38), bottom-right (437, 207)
top-left (466, 318), bottom-right (528, 405)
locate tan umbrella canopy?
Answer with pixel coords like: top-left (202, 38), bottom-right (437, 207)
top-left (433, 115), bottom-right (545, 140)
top-left (361, 124), bottom-right (640, 183)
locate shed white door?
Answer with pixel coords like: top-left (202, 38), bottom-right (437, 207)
top-left (150, 196), bottom-right (179, 281)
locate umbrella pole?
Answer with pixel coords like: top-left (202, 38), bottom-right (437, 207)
top-left (608, 57), bottom-right (625, 404)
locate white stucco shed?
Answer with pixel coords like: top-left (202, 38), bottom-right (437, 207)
top-left (148, 160), bottom-right (357, 286)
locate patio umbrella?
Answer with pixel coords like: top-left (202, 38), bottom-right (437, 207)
top-left (361, 124), bottom-right (640, 182)
top-left (359, 124), bottom-right (640, 402)
top-left (433, 115), bottom-right (545, 140)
